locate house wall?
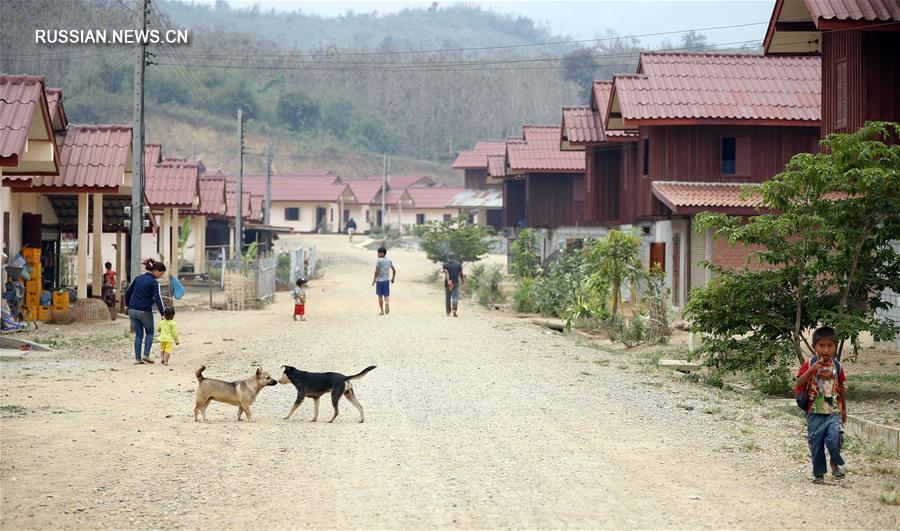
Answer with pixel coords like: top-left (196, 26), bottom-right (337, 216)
top-left (503, 179), bottom-right (526, 228)
top-left (525, 173), bottom-right (578, 229)
top-left (390, 207), bottom-right (457, 229)
top-left (822, 30), bottom-right (900, 137)
top-left (268, 201), bottom-right (340, 233)
top-left (624, 124), bottom-right (820, 224)
top-left (464, 168), bottom-right (499, 190)
top-left (585, 144), bottom-right (624, 224)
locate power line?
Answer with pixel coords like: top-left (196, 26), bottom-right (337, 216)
top-left (61, 50), bottom-right (134, 101)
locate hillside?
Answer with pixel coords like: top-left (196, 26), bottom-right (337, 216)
top-left (159, 1), bottom-right (557, 53)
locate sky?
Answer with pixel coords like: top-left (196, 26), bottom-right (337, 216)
top-left (210, 0), bottom-right (776, 47)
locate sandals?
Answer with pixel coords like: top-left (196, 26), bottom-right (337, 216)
top-left (812, 476), bottom-right (825, 484)
top-left (141, 357), bottom-right (155, 364)
top-left (832, 465), bottom-right (845, 479)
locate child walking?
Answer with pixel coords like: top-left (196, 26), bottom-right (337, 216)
top-left (156, 308), bottom-right (179, 365)
top-left (795, 326), bottom-right (847, 484)
top-left (291, 278), bottom-right (307, 321)
top-left (372, 246), bottom-right (396, 315)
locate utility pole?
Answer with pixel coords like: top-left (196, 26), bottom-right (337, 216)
top-left (129, 0), bottom-right (148, 282)
top-left (380, 154), bottom-right (386, 229)
top-left (264, 143), bottom-right (272, 225)
top-left (235, 109), bottom-right (244, 257)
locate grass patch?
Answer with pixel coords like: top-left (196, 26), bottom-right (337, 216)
top-left (741, 440), bottom-right (762, 452)
top-left (592, 359), bottom-right (610, 366)
top-left (879, 485), bottom-right (899, 506)
top-left (702, 406), bottom-right (722, 415)
top-left (868, 463), bottom-right (898, 476)
top-left (848, 374), bottom-right (900, 383)
top-left (0, 405), bottom-right (28, 417)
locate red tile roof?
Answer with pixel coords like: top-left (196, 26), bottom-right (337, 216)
top-left (225, 182), bottom-right (253, 219)
top-left (249, 194), bottom-right (264, 221)
top-left (406, 186), bottom-right (466, 209)
top-left (345, 179), bottom-right (384, 204)
top-left (224, 173), bottom-right (344, 202)
top-left (145, 161), bottom-right (200, 208)
top-left (388, 175), bottom-right (434, 188)
top-left (32, 124), bottom-right (131, 189)
top-left (0, 75), bottom-right (50, 169)
top-left (198, 172), bottom-right (226, 216)
top-left (562, 106), bottom-right (604, 145)
top-left (452, 140), bottom-right (507, 169)
top-left (612, 52), bottom-right (821, 126)
top-left (507, 125), bottom-right (585, 173)
top-left (44, 88), bottom-right (67, 131)
top-left (651, 181), bottom-right (763, 215)
top-left (144, 144), bottom-right (162, 166)
top-left (592, 81), bottom-right (633, 139)
top-left (487, 154), bottom-right (506, 178)
top-left (383, 189), bottom-right (412, 206)
top-left (807, 0), bottom-right (900, 22)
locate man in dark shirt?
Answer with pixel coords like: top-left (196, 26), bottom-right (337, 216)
top-left (442, 252), bottom-right (465, 317)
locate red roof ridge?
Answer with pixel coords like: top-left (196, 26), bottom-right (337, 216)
top-left (67, 123), bottom-right (132, 131)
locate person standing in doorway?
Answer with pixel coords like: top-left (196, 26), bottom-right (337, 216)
top-left (347, 218), bottom-right (357, 243)
top-left (372, 246), bottom-right (396, 315)
top-left (125, 258), bottom-right (166, 364)
top-left (442, 252), bottom-right (464, 317)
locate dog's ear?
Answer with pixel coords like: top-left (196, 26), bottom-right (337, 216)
top-left (256, 368), bottom-right (261, 376)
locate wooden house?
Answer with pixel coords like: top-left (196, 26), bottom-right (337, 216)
top-left (763, 0), bottom-right (900, 136)
top-left (452, 140), bottom-right (506, 190)
top-left (499, 125), bottom-right (586, 230)
top-left (604, 52), bottom-right (822, 307)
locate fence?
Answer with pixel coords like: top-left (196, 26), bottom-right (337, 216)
top-left (223, 253), bottom-right (276, 310)
top-left (288, 245), bottom-right (317, 284)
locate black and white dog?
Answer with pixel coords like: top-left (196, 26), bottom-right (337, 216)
top-left (278, 365), bottom-right (376, 423)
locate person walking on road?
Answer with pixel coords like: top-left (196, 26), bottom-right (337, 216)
top-left (442, 252), bottom-right (465, 317)
top-left (347, 218), bottom-right (357, 242)
top-left (372, 246), bottom-right (396, 315)
top-left (125, 258), bottom-right (167, 364)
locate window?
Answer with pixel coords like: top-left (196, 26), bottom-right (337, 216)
top-left (416, 213), bottom-right (426, 225)
top-left (836, 58), bottom-right (848, 129)
top-left (443, 213), bottom-right (452, 222)
top-left (721, 137), bottom-right (737, 174)
top-left (284, 207), bottom-right (299, 221)
top-left (642, 137), bottom-right (649, 176)
top-left (365, 209), bottom-right (370, 222)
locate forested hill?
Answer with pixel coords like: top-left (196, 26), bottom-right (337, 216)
top-left (2, 1), bottom-right (734, 178)
top-left (160, 0), bottom-right (556, 53)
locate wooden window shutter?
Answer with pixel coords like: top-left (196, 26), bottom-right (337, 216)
top-left (650, 242), bottom-right (665, 271)
top-left (836, 59), bottom-right (848, 129)
top-left (735, 136), bottom-right (751, 176)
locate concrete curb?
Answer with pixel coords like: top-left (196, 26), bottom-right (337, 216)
top-left (770, 399), bottom-right (899, 452)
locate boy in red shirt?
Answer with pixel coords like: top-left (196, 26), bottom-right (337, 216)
top-left (795, 326), bottom-right (847, 484)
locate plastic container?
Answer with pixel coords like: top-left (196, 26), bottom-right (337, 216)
top-left (22, 247), bottom-right (41, 265)
top-left (26, 279), bottom-right (41, 295)
top-left (38, 306), bottom-right (51, 321)
top-left (25, 291), bottom-right (40, 307)
top-left (52, 290), bottom-right (70, 311)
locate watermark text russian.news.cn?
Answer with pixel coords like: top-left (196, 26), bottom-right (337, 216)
top-left (35, 29), bottom-right (190, 45)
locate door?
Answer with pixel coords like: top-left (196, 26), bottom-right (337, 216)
top-left (316, 207), bottom-right (327, 230)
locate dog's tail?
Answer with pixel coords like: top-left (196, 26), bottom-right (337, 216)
top-left (346, 365), bottom-right (376, 381)
top-left (195, 365), bottom-right (206, 382)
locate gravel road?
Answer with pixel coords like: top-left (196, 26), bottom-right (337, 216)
top-left (1, 235), bottom-right (897, 529)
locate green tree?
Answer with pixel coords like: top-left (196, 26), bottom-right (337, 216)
top-left (419, 215), bottom-right (493, 264)
top-left (561, 48), bottom-right (601, 100)
top-left (584, 229), bottom-right (643, 317)
top-left (277, 90), bottom-right (320, 132)
top-left (687, 122), bottom-right (900, 373)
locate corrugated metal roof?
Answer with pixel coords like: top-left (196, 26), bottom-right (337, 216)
top-left (562, 106), bottom-right (604, 144)
top-left (345, 179), bottom-right (384, 204)
top-left (0, 75), bottom-right (45, 165)
top-left (32, 124), bottom-right (131, 189)
top-left (198, 172), bottom-right (226, 216)
top-left (806, 0), bottom-right (900, 22)
top-left (651, 181), bottom-right (762, 213)
top-left (507, 125), bottom-right (585, 172)
top-left (446, 188), bottom-right (503, 208)
top-left (613, 52), bottom-right (821, 125)
top-left (451, 140), bottom-right (507, 169)
top-left (406, 186), bottom-right (466, 209)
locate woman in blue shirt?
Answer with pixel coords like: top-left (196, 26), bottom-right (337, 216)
top-left (125, 258), bottom-right (167, 364)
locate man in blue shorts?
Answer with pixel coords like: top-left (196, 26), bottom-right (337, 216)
top-left (372, 246), bottom-right (396, 315)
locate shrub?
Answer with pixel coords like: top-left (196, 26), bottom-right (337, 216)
top-left (476, 264), bottom-right (505, 306)
top-left (276, 252), bottom-right (291, 284)
top-left (465, 262), bottom-right (487, 298)
top-left (513, 277), bottom-right (537, 313)
top-left (610, 315), bottom-right (647, 348)
top-left (749, 366), bottom-right (794, 397)
top-left (510, 228), bottom-right (540, 278)
top-left (420, 214), bottom-right (493, 264)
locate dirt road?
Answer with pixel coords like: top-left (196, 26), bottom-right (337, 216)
top-left (1, 235), bottom-right (896, 529)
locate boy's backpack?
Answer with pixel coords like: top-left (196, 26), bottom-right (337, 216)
top-left (795, 356), bottom-right (842, 411)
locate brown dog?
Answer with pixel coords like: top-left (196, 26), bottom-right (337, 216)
top-left (193, 365), bottom-right (277, 422)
